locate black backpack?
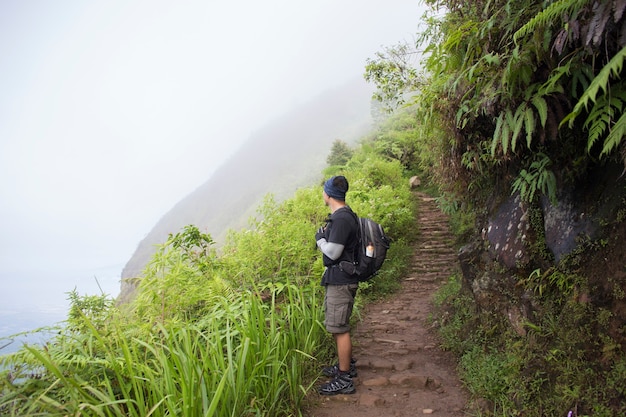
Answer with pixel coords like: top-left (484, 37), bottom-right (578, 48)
top-left (340, 210), bottom-right (391, 281)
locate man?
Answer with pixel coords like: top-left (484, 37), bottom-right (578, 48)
top-left (315, 175), bottom-right (359, 395)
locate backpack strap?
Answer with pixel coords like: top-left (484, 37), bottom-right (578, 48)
top-left (342, 206), bottom-right (361, 265)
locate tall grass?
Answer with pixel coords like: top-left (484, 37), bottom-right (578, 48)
top-left (1, 282), bottom-right (326, 416)
top-left (1, 151), bottom-right (416, 416)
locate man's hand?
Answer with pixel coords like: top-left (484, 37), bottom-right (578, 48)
top-left (315, 226), bottom-right (325, 241)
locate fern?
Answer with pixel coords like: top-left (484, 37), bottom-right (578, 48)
top-left (563, 45), bottom-right (626, 127)
top-left (561, 46), bottom-right (626, 156)
top-left (531, 96), bottom-right (548, 128)
top-left (511, 153), bottom-right (557, 204)
top-left (511, 103), bottom-right (528, 151)
top-left (570, 65), bottom-right (594, 97)
top-left (537, 63), bottom-right (568, 97)
top-left (502, 46), bottom-right (534, 94)
top-left (493, 58), bottom-right (572, 157)
top-left (491, 92), bottom-right (554, 156)
top-left (603, 112), bottom-right (626, 155)
top-left (513, 0), bottom-right (589, 45)
top-left (524, 105), bottom-right (537, 148)
top-left (586, 102), bottom-right (613, 148)
top-left (584, 87), bottom-right (626, 151)
top-left (492, 111), bottom-right (506, 155)
top-left (492, 109), bottom-right (515, 155)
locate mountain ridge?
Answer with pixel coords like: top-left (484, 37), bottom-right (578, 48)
top-left (118, 78), bottom-right (377, 302)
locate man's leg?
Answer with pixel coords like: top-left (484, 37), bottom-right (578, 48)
top-left (319, 331), bottom-right (355, 395)
top-left (319, 284), bottom-right (358, 395)
top-left (334, 332), bottom-right (352, 372)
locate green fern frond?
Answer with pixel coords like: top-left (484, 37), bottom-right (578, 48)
top-left (564, 45), bottom-right (626, 127)
top-left (502, 110), bottom-right (514, 154)
top-left (444, 20), bottom-right (479, 51)
top-left (570, 65), bottom-right (594, 98)
top-left (539, 62), bottom-right (570, 96)
top-left (586, 108), bottom-right (611, 150)
top-left (456, 102), bottom-right (470, 128)
top-left (531, 96), bottom-right (548, 127)
top-left (580, 82), bottom-right (626, 153)
top-left (512, 153), bottom-right (557, 204)
top-left (492, 113), bottom-right (505, 155)
top-left (584, 91), bottom-right (626, 150)
top-left (492, 93), bottom-right (549, 155)
top-left (602, 112), bottom-right (626, 156)
top-left (525, 106), bottom-right (537, 148)
top-left (511, 104), bottom-right (527, 151)
top-left (502, 46), bottom-right (534, 93)
top-left (483, 52), bottom-right (501, 66)
top-left (513, 0), bottom-right (589, 45)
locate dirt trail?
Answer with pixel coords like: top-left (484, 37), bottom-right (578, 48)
top-left (305, 192), bottom-right (469, 417)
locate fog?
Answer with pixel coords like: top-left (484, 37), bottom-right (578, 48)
top-left (0, 0), bottom-right (424, 337)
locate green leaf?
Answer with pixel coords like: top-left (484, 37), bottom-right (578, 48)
top-left (565, 45), bottom-right (626, 127)
top-left (492, 113), bottom-right (505, 156)
top-left (514, 0), bottom-right (589, 44)
top-left (602, 112), bottom-right (626, 156)
top-left (456, 103), bottom-right (470, 128)
top-left (483, 52), bottom-right (501, 66)
top-left (524, 106), bottom-right (536, 148)
top-left (531, 96), bottom-right (548, 127)
top-left (511, 105), bottom-right (526, 152)
top-left (502, 110), bottom-right (514, 155)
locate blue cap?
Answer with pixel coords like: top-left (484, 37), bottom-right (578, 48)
top-left (324, 176), bottom-right (348, 201)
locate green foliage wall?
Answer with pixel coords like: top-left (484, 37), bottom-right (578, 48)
top-left (390, 1), bottom-right (626, 415)
top-left (363, 1), bottom-right (626, 415)
top-left (365, 0), bottom-right (626, 208)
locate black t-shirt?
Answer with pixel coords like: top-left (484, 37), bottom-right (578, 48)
top-left (320, 206), bottom-right (359, 285)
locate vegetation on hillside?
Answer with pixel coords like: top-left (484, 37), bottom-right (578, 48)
top-left (0, 139), bottom-right (418, 415)
top-left (364, 0), bottom-right (626, 415)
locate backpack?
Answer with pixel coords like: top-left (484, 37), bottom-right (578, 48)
top-left (340, 210), bottom-right (391, 281)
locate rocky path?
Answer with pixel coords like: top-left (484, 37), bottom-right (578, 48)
top-left (305, 192), bottom-right (469, 417)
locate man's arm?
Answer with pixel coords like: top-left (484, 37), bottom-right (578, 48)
top-left (316, 239), bottom-right (345, 260)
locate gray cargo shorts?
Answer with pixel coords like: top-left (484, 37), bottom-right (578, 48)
top-left (323, 283), bottom-right (359, 334)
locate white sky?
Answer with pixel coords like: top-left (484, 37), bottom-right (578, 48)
top-left (0, 1), bottom-right (423, 311)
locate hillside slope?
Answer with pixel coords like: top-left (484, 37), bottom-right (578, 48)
top-left (118, 78), bottom-right (376, 302)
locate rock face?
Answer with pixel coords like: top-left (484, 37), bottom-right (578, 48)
top-left (541, 190), bottom-right (597, 263)
top-left (484, 193), bottom-right (530, 269)
top-left (458, 162), bottom-right (626, 343)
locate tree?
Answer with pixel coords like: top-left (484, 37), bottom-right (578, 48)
top-left (326, 139), bottom-right (353, 166)
top-left (364, 42), bottom-right (421, 113)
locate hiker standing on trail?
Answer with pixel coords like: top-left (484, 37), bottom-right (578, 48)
top-left (315, 175), bottom-right (359, 395)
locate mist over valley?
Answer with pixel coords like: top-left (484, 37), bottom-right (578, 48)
top-left (0, 0), bottom-right (422, 355)
top-left (119, 78), bottom-right (376, 301)
top-left (1, 78), bottom-right (377, 343)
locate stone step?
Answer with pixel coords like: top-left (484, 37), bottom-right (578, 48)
top-left (410, 262), bottom-right (458, 269)
top-left (412, 252), bottom-right (457, 258)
